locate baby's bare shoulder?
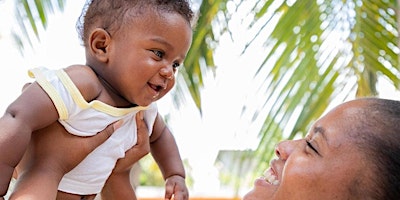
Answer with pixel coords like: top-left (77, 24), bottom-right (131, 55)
top-left (64, 65), bottom-right (102, 101)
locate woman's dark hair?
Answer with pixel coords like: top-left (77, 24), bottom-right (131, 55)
top-left (351, 98), bottom-right (400, 199)
top-left (76, 0), bottom-right (194, 46)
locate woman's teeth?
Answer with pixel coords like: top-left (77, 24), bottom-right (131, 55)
top-left (263, 170), bottom-right (279, 185)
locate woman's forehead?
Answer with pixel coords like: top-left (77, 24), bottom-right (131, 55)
top-left (311, 101), bottom-right (367, 148)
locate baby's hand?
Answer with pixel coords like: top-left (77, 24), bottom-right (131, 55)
top-left (164, 175), bottom-right (188, 200)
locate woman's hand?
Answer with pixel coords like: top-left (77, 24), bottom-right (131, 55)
top-left (11, 120), bottom-right (120, 199)
top-left (26, 120), bottom-right (121, 174)
top-left (101, 111), bottom-right (151, 200)
top-left (114, 111), bottom-right (150, 173)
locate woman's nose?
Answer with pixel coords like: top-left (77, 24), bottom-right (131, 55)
top-left (275, 140), bottom-right (298, 160)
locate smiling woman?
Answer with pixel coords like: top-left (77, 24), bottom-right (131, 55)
top-left (243, 97), bottom-right (400, 200)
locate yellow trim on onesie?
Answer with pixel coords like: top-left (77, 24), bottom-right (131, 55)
top-left (28, 68), bottom-right (69, 120)
top-left (55, 69), bottom-right (148, 117)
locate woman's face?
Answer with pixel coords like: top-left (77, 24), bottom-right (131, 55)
top-left (244, 100), bottom-right (372, 200)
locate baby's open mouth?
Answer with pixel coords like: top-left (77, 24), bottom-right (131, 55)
top-left (149, 83), bottom-right (164, 92)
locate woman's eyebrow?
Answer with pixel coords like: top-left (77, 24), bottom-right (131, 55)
top-left (314, 126), bottom-right (328, 144)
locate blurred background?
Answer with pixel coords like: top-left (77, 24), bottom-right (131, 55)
top-left (1, 0), bottom-right (400, 199)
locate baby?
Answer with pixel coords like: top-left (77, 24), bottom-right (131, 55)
top-left (0, 0), bottom-right (194, 199)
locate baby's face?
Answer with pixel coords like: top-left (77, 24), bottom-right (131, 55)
top-left (104, 10), bottom-right (192, 107)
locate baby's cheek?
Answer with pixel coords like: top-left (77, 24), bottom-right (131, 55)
top-left (165, 81), bottom-right (175, 93)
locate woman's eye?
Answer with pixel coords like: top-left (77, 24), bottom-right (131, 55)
top-left (151, 50), bottom-right (164, 58)
top-left (306, 140), bottom-right (319, 155)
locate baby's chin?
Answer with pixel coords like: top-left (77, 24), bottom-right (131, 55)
top-left (133, 98), bottom-right (155, 107)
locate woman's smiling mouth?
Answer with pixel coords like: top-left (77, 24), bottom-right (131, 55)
top-left (263, 168), bottom-right (279, 185)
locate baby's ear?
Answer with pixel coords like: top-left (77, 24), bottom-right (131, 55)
top-left (88, 28), bottom-right (111, 62)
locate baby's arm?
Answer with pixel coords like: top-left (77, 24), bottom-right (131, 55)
top-left (0, 82), bottom-right (59, 198)
top-left (150, 114), bottom-right (188, 200)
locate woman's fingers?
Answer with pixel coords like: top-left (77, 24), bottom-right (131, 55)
top-left (113, 112), bottom-right (150, 173)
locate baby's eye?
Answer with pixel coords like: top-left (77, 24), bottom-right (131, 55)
top-left (172, 62), bottom-right (180, 69)
top-left (151, 50), bottom-right (164, 58)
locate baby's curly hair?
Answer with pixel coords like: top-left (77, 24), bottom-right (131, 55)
top-left (76, 0), bottom-right (194, 47)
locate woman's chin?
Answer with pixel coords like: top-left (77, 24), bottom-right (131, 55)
top-left (243, 177), bottom-right (278, 200)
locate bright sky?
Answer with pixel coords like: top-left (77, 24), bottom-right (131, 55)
top-left (1, 0), bottom-right (400, 196)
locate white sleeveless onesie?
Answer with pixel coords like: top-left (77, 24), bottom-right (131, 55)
top-left (28, 67), bottom-right (157, 194)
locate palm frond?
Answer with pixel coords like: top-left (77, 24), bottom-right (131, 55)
top-left (13, 0), bottom-right (65, 53)
top-left (179, 0), bottom-right (229, 113)
top-left (221, 0), bottom-right (400, 185)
